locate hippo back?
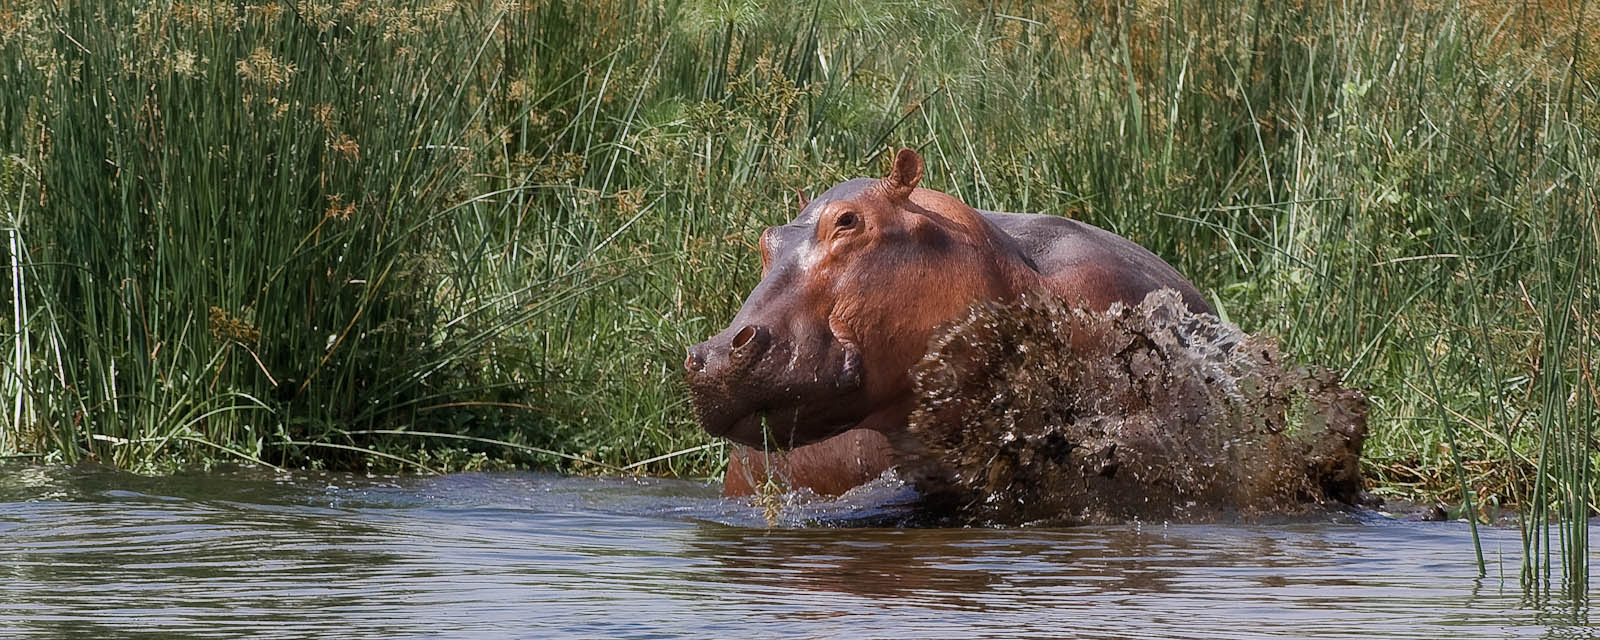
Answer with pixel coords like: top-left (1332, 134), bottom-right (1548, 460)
top-left (981, 211), bottom-right (1213, 315)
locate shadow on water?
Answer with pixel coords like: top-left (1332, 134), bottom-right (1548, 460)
top-left (0, 462), bottom-right (1594, 639)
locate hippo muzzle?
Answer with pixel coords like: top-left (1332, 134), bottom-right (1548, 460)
top-left (684, 319), bottom-right (864, 450)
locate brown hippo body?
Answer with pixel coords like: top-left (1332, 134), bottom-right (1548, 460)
top-left (982, 211), bottom-right (1210, 314)
top-left (686, 150), bottom-right (1210, 497)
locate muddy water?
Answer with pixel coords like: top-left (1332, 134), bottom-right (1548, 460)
top-left (0, 464), bottom-right (1592, 639)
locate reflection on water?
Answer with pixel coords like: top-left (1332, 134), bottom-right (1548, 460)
top-left (0, 463), bottom-right (1593, 639)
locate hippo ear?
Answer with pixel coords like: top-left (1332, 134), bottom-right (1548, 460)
top-left (885, 148), bottom-right (923, 198)
top-left (795, 188), bottom-right (810, 210)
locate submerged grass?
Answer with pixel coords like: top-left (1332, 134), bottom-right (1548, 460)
top-left (0, 0), bottom-right (1595, 593)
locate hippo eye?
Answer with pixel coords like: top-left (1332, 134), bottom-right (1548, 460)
top-left (836, 212), bottom-right (858, 229)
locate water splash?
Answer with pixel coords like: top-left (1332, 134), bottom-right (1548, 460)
top-left (896, 290), bottom-right (1368, 526)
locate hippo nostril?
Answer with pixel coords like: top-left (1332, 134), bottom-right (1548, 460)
top-left (729, 325), bottom-right (771, 359)
top-left (731, 326), bottom-right (757, 349)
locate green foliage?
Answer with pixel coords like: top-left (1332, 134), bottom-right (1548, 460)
top-left (0, 1), bottom-right (570, 471)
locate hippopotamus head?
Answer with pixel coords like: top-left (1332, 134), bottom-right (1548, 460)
top-left (684, 149), bottom-right (1038, 450)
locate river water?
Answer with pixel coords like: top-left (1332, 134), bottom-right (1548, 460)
top-left (0, 463), bottom-right (1592, 639)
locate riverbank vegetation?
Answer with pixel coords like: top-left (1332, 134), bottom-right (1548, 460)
top-left (2, 0), bottom-right (1595, 580)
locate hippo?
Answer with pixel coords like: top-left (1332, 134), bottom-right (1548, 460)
top-left (684, 148), bottom-right (1212, 498)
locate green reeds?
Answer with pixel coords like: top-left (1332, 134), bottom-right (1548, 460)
top-left (0, 1), bottom-right (584, 471)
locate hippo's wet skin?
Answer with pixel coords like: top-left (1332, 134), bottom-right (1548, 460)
top-left (685, 149), bottom-right (1213, 498)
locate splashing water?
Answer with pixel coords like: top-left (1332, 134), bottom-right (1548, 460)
top-left (895, 289), bottom-right (1368, 526)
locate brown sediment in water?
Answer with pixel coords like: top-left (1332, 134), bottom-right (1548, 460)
top-left (893, 290), bottom-right (1368, 526)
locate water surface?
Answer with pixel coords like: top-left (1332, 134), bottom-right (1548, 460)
top-left (0, 464), bottom-right (1592, 638)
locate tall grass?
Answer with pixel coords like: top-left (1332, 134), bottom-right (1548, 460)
top-left (1, 0), bottom-right (1594, 593)
top-left (0, 1), bottom-right (588, 471)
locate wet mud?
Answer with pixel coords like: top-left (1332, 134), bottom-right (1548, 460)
top-left (894, 290), bottom-right (1368, 526)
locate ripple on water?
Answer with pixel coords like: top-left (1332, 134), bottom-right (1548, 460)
top-left (0, 463), bottom-right (1593, 639)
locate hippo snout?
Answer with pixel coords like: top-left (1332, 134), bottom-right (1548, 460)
top-left (684, 324), bottom-right (779, 442)
top-left (684, 324), bottom-right (772, 377)
top-left (684, 319), bottom-right (868, 448)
